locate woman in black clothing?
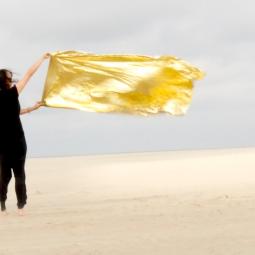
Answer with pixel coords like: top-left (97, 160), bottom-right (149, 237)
top-left (0, 53), bottom-right (50, 215)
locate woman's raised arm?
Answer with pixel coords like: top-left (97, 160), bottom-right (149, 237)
top-left (16, 53), bottom-right (50, 94)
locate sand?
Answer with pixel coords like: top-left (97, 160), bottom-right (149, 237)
top-left (1, 147), bottom-right (255, 255)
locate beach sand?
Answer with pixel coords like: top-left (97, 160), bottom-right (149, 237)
top-left (1, 148), bottom-right (255, 254)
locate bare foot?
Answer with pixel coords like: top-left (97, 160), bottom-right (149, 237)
top-left (18, 208), bottom-right (25, 216)
top-left (1, 210), bottom-right (9, 216)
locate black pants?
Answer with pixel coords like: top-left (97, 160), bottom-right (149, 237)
top-left (0, 137), bottom-right (27, 208)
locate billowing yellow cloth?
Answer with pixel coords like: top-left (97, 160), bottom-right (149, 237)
top-left (41, 51), bottom-right (204, 115)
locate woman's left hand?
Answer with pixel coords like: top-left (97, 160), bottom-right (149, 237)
top-left (33, 101), bottom-right (44, 110)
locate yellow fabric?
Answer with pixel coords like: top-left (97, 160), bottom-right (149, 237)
top-left (41, 51), bottom-right (204, 116)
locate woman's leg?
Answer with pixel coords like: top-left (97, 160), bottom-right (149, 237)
top-left (12, 137), bottom-right (28, 209)
top-left (0, 155), bottom-right (12, 211)
top-left (12, 157), bottom-right (27, 209)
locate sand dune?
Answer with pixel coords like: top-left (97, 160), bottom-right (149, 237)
top-left (1, 148), bottom-right (255, 255)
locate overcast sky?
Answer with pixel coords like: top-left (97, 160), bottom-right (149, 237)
top-left (0, 0), bottom-right (254, 157)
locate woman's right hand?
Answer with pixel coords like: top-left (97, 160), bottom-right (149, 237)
top-left (43, 53), bottom-right (51, 59)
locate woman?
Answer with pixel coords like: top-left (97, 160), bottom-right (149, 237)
top-left (0, 53), bottom-right (49, 215)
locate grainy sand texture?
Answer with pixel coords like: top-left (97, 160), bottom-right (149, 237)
top-left (1, 148), bottom-right (255, 255)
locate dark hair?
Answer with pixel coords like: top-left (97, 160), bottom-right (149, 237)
top-left (0, 69), bottom-right (14, 91)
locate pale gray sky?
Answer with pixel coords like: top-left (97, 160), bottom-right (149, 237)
top-left (0, 0), bottom-right (254, 157)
